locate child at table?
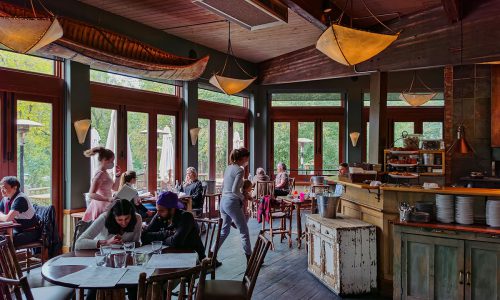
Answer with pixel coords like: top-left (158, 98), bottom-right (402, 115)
top-left (118, 171), bottom-right (154, 219)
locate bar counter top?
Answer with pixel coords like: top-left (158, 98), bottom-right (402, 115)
top-left (336, 178), bottom-right (500, 197)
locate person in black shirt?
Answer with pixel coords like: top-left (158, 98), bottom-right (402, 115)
top-left (142, 192), bottom-right (205, 260)
top-left (180, 167), bottom-right (204, 209)
top-left (0, 176), bottom-right (41, 246)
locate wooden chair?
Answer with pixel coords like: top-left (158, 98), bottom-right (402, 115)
top-left (201, 233), bottom-right (271, 300)
top-left (0, 236), bottom-right (74, 300)
top-left (288, 177), bottom-right (296, 192)
top-left (71, 220), bottom-right (92, 251)
top-left (254, 180), bottom-right (274, 200)
top-left (15, 219), bottom-right (45, 272)
top-left (194, 217), bottom-right (222, 279)
top-left (259, 195), bottom-right (293, 250)
top-left (137, 259), bottom-right (210, 300)
top-left (192, 184), bottom-right (208, 218)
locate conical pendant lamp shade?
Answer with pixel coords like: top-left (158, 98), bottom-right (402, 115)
top-left (209, 74), bottom-right (256, 95)
top-left (399, 92), bottom-right (437, 107)
top-left (0, 16), bottom-right (63, 54)
top-left (316, 24), bottom-right (399, 66)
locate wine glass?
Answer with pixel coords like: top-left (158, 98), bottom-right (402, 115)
top-left (95, 252), bottom-right (106, 267)
top-left (151, 241), bottom-right (163, 255)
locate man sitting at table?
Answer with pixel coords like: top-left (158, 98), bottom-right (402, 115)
top-left (142, 192), bottom-right (206, 260)
top-left (0, 176), bottom-right (41, 246)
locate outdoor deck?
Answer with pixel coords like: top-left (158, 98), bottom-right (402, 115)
top-left (215, 216), bottom-right (386, 300)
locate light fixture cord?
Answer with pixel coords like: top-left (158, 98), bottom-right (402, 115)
top-left (220, 21), bottom-right (254, 78)
top-left (359, 0), bottom-right (394, 33)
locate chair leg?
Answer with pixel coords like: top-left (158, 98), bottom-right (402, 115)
top-left (211, 270), bottom-right (215, 280)
top-left (269, 220), bottom-right (275, 251)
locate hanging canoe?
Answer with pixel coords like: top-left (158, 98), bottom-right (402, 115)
top-left (316, 24), bottom-right (399, 66)
top-left (209, 74), bottom-right (256, 95)
top-left (399, 92), bottom-right (437, 107)
top-left (0, 2), bottom-right (209, 81)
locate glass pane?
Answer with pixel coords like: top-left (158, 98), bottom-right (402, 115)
top-left (198, 89), bottom-right (244, 107)
top-left (90, 108), bottom-right (117, 178)
top-left (233, 122), bottom-right (245, 150)
top-left (322, 122), bottom-right (340, 174)
top-left (90, 70), bottom-right (175, 94)
top-left (157, 115), bottom-right (176, 190)
top-left (423, 122), bottom-right (443, 140)
top-left (272, 93), bottom-right (342, 107)
top-left (127, 112), bottom-right (149, 191)
top-left (198, 119), bottom-right (210, 181)
top-left (17, 100), bottom-right (52, 206)
top-left (273, 122), bottom-right (290, 171)
top-left (394, 122), bottom-right (414, 147)
top-left (366, 122), bottom-right (370, 162)
top-left (298, 122), bottom-right (315, 175)
top-left (0, 49), bottom-right (54, 75)
top-left (215, 120), bottom-right (228, 184)
top-left (363, 92), bottom-right (444, 107)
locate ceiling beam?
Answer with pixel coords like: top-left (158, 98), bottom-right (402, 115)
top-left (259, 1), bottom-right (500, 85)
top-left (281, 0), bottom-right (328, 30)
top-left (441, 0), bottom-right (462, 23)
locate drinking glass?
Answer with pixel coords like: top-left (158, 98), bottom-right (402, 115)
top-left (133, 252), bottom-right (149, 266)
top-left (100, 245), bottom-right (112, 256)
top-left (151, 241), bottom-right (163, 255)
top-left (95, 252), bottom-right (106, 267)
top-left (113, 252), bottom-right (127, 268)
top-left (123, 242), bottom-right (135, 253)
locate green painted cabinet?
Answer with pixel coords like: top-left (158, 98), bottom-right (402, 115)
top-left (394, 225), bottom-right (500, 300)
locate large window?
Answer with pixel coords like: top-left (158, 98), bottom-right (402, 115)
top-left (272, 93), bottom-right (342, 107)
top-left (298, 122), bottom-right (315, 175)
top-left (90, 70), bottom-right (175, 94)
top-left (157, 114), bottom-right (176, 190)
top-left (198, 119), bottom-right (210, 181)
top-left (198, 88), bottom-right (245, 107)
top-left (273, 122), bottom-right (290, 170)
top-left (233, 122), bottom-right (245, 150)
top-left (90, 108), bottom-right (117, 177)
top-left (322, 122), bottom-right (340, 173)
top-left (0, 49), bottom-right (55, 75)
top-left (423, 122), bottom-right (443, 140)
top-left (127, 112), bottom-right (149, 190)
top-left (394, 122), bottom-right (415, 147)
top-left (364, 92), bottom-right (444, 107)
top-left (215, 120), bottom-right (229, 183)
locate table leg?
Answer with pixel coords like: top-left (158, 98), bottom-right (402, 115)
top-left (296, 204), bottom-right (302, 249)
top-left (288, 205), bottom-right (293, 248)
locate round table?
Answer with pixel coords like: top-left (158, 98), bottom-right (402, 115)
top-left (42, 248), bottom-right (195, 289)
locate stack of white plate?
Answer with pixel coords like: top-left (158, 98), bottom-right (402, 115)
top-left (436, 194), bottom-right (454, 223)
top-left (486, 198), bottom-right (500, 227)
top-left (455, 196), bottom-right (475, 225)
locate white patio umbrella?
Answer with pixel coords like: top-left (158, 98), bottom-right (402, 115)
top-left (127, 134), bottom-right (134, 171)
top-left (298, 137), bottom-right (313, 169)
top-left (105, 110), bottom-right (133, 174)
top-left (90, 128), bottom-right (101, 177)
top-left (233, 131), bottom-right (242, 149)
top-left (159, 126), bottom-right (174, 183)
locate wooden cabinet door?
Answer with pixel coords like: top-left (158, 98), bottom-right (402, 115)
top-left (401, 233), bottom-right (464, 300)
top-left (465, 241), bottom-right (500, 300)
top-left (322, 238), bottom-right (339, 292)
top-left (307, 231), bottom-right (322, 277)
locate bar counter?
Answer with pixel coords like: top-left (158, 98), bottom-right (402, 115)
top-left (335, 178), bottom-right (500, 295)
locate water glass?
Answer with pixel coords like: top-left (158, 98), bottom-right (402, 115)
top-left (151, 241), bottom-right (163, 255)
top-left (133, 252), bottom-right (149, 266)
top-left (100, 245), bottom-right (112, 256)
top-left (95, 252), bottom-right (106, 267)
top-left (113, 252), bottom-right (127, 268)
top-left (123, 242), bottom-right (135, 253)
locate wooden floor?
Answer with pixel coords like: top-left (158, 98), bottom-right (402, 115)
top-left (214, 215), bottom-right (388, 300)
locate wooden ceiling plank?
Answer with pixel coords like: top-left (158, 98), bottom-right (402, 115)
top-left (441, 0), bottom-right (461, 23)
top-left (281, 0), bottom-right (328, 30)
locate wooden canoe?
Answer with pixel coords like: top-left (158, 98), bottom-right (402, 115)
top-left (0, 2), bottom-right (209, 81)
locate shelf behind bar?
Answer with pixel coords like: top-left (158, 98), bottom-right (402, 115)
top-left (393, 220), bottom-right (500, 235)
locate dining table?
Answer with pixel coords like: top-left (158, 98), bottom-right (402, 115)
top-left (278, 197), bottom-right (313, 249)
top-left (42, 247), bottom-right (197, 300)
top-left (0, 221), bottom-right (21, 242)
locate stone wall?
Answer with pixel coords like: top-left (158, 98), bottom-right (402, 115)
top-left (444, 65), bottom-right (492, 184)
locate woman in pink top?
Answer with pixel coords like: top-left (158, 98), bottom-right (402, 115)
top-left (83, 147), bottom-right (122, 221)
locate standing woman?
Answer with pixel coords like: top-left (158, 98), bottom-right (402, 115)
top-left (214, 148), bottom-right (252, 263)
top-left (83, 147), bottom-right (122, 222)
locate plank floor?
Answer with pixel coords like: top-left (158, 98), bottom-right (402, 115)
top-left (213, 215), bottom-right (389, 300)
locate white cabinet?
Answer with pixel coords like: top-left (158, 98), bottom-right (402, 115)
top-left (306, 214), bottom-right (377, 296)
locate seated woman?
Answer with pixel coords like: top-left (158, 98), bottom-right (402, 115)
top-left (274, 162), bottom-right (290, 196)
top-left (180, 167), bottom-right (203, 209)
top-left (0, 176), bottom-right (41, 246)
top-left (142, 192), bottom-right (205, 260)
top-left (251, 167), bottom-right (270, 198)
top-left (75, 199), bottom-right (142, 250)
top-left (118, 171), bottom-right (154, 219)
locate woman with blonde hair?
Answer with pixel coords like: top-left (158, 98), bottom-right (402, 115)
top-left (83, 147), bottom-right (121, 221)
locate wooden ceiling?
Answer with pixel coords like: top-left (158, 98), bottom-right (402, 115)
top-left (78, 0), bottom-right (449, 64)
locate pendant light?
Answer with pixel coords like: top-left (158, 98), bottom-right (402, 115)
top-left (0, 0), bottom-right (63, 54)
top-left (316, 0), bottom-right (399, 66)
top-left (447, 124), bottom-right (474, 155)
top-left (399, 71), bottom-right (437, 106)
top-left (210, 22), bottom-right (256, 95)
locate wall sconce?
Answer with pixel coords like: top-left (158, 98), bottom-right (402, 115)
top-left (74, 119), bottom-right (91, 144)
top-left (190, 127), bottom-right (201, 146)
top-left (350, 132), bottom-right (360, 147)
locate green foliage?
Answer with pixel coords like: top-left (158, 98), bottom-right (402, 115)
top-left (198, 89), bottom-right (244, 106)
top-left (197, 119), bottom-right (210, 180)
top-left (215, 121), bottom-right (228, 181)
top-left (0, 49), bottom-right (54, 75)
top-left (273, 122), bottom-right (290, 170)
top-left (90, 70), bottom-right (175, 94)
top-left (272, 93), bottom-right (342, 107)
top-left (322, 122), bottom-right (340, 173)
top-left (364, 92), bottom-right (445, 107)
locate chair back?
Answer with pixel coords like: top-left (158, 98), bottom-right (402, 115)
top-left (288, 177), bottom-right (296, 192)
top-left (255, 181), bottom-right (275, 199)
top-left (71, 220), bottom-right (92, 251)
top-left (194, 218), bottom-right (222, 269)
top-left (138, 259), bottom-right (209, 300)
top-left (0, 237), bottom-right (32, 300)
top-left (243, 233), bottom-right (271, 298)
top-left (0, 276), bottom-right (33, 300)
